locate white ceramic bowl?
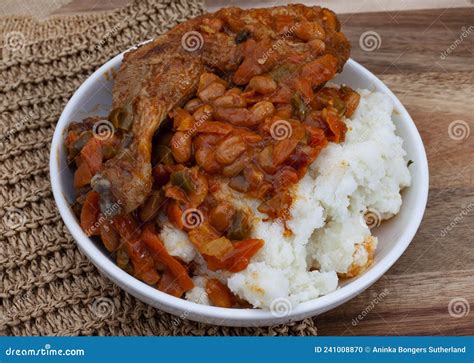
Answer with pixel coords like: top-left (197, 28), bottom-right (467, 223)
top-left (50, 49), bottom-right (429, 327)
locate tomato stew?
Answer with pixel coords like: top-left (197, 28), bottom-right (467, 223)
top-left (65, 69), bottom-right (359, 306)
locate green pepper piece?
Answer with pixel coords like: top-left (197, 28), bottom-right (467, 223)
top-left (227, 210), bottom-right (251, 240)
top-left (170, 170), bottom-right (194, 193)
top-left (291, 93), bottom-right (309, 120)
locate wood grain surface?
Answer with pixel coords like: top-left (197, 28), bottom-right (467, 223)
top-left (316, 7), bottom-right (474, 336)
top-left (14, 1), bottom-right (474, 335)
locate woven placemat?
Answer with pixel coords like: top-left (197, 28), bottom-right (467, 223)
top-left (0, 0), bottom-right (319, 336)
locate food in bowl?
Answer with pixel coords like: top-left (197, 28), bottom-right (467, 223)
top-left (63, 5), bottom-right (411, 310)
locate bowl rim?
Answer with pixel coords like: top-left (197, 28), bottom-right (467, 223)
top-left (50, 54), bottom-right (429, 327)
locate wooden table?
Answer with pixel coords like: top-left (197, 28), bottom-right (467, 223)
top-left (317, 7), bottom-right (474, 336)
top-left (45, 2), bottom-right (474, 335)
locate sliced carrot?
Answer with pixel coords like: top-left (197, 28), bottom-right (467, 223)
top-left (166, 200), bottom-right (184, 230)
top-left (80, 191), bottom-right (100, 236)
top-left (207, 239), bottom-right (264, 272)
top-left (125, 239), bottom-right (160, 285)
top-left (158, 270), bottom-right (185, 298)
top-left (112, 214), bottom-right (159, 284)
top-left (141, 229), bottom-right (194, 292)
top-left (81, 136), bottom-right (103, 174)
top-left (206, 279), bottom-right (235, 308)
top-left (81, 137), bottom-right (102, 174)
top-left (100, 219), bottom-right (120, 252)
top-left (74, 157), bottom-right (93, 188)
top-left (113, 214), bottom-right (140, 243)
top-left (140, 268), bottom-right (161, 285)
top-left (226, 239), bottom-right (264, 272)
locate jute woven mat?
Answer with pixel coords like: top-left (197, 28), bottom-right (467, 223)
top-left (0, 0), bottom-right (319, 336)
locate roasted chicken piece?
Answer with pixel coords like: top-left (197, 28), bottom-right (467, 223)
top-left (98, 5), bottom-right (351, 213)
